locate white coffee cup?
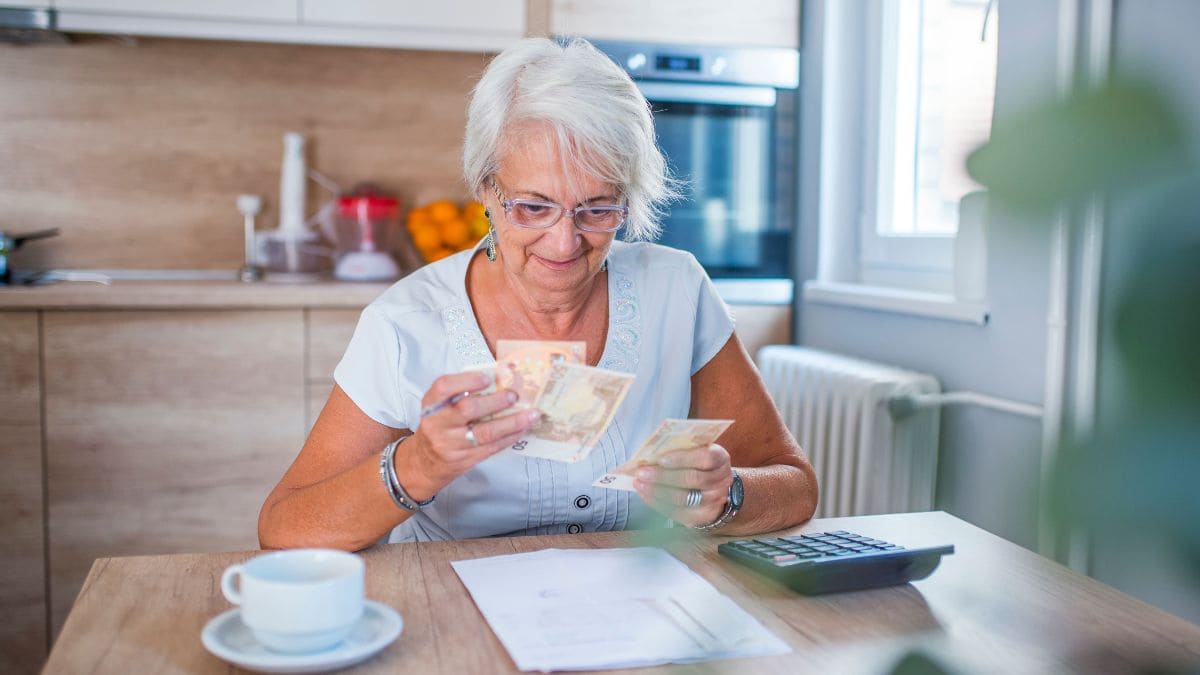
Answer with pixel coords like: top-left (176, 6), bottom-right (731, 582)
top-left (220, 548), bottom-right (364, 654)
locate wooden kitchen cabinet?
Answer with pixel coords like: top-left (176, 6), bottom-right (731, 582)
top-left (0, 312), bottom-right (47, 674)
top-left (305, 309), bottom-right (362, 430)
top-left (41, 310), bottom-right (306, 638)
top-left (54, 0), bottom-right (524, 53)
top-left (545, 0), bottom-right (800, 49)
top-left (301, 0), bottom-right (525, 38)
top-left (730, 303), bottom-right (793, 362)
top-left (55, 0), bottom-right (299, 22)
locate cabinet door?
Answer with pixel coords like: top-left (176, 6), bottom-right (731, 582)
top-left (550, 0), bottom-right (800, 49)
top-left (301, 0), bottom-right (525, 35)
top-left (730, 303), bottom-right (793, 363)
top-left (0, 312), bottom-right (46, 674)
top-left (43, 310), bottom-right (305, 639)
top-left (55, 0), bottom-right (298, 22)
top-left (304, 309), bottom-right (361, 431)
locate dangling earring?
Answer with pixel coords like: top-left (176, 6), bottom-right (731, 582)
top-left (484, 209), bottom-right (497, 262)
top-left (601, 259), bottom-right (608, 272)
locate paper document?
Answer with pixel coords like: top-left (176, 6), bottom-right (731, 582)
top-left (451, 547), bottom-right (790, 672)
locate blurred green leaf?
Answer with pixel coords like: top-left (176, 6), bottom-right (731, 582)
top-left (967, 81), bottom-right (1191, 214)
top-left (1051, 421), bottom-right (1200, 572)
top-left (977, 79), bottom-right (1200, 582)
top-left (1112, 205), bottom-right (1200, 412)
top-left (888, 651), bottom-right (954, 675)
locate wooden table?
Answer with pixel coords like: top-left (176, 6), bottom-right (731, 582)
top-left (43, 512), bottom-right (1200, 674)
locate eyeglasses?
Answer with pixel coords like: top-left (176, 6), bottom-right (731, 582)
top-left (491, 181), bottom-right (627, 233)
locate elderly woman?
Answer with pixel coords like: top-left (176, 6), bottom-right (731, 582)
top-left (259, 38), bottom-right (818, 551)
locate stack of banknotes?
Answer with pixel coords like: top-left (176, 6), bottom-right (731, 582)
top-left (483, 341), bottom-right (732, 490)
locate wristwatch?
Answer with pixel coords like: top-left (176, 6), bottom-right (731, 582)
top-left (694, 470), bottom-right (743, 531)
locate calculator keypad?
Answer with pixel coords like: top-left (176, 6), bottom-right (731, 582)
top-left (726, 531), bottom-right (903, 565)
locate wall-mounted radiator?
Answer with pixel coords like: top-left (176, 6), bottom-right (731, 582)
top-left (756, 345), bottom-right (942, 518)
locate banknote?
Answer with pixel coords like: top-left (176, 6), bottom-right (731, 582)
top-left (495, 340), bottom-right (586, 407)
top-left (507, 361), bottom-right (634, 463)
top-left (592, 418), bottom-right (734, 491)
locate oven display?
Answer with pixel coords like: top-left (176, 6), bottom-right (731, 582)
top-left (655, 54), bottom-right (701, 73)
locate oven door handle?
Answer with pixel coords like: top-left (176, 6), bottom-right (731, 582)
top-left (635, 81), bottom-right (777, 107)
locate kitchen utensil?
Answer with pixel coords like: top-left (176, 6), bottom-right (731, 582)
top-left (0, 227), bottom-right (59, 285)
top-left (330, 192), bottom-right (402, 281)
top-left (236, 194), bottom-right (264, 282)
top-left (257, 132), bottom-right (330, 280)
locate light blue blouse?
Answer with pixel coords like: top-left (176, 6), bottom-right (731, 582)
top-left (334, 240), bottom-right (734, 542)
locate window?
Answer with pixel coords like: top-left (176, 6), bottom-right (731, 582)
top-left (864, 0), bottom-right (998, 292)
top-left (807, 0), bottom-right (998, 319)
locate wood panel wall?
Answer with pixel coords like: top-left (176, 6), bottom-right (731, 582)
top-left (0, 37), bottom-right (490, 270)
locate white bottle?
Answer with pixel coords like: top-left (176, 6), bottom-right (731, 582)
top-left (278, 132), bottom-right (307, 234)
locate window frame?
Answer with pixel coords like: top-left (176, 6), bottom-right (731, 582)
top-left (803, 0), bottom-right (991, 324)
top-left (860, 0), bottom-right (962, 295)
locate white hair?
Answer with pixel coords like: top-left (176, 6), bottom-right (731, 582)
top-left (463, 37), bottom-right (677, 241)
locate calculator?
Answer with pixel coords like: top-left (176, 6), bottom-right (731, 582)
top-left (717, 530), bottom-right (954, 595)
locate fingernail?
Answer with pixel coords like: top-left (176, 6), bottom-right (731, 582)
top-left (659, 456), bottom-right (677, 469)
top-left (526, 410), bottom-right (541, 423)
top-left (637, 468), bottom-right (653, 481)
top-left (506, 391), bottom-right (518, 404)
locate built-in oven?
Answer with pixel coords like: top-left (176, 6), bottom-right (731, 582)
top-left (592, 40), bottom-right (799, 283)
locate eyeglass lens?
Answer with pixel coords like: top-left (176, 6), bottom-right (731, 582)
top-left (508, 200), bottom-right (624, 231)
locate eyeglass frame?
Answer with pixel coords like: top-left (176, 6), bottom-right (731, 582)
top-left (490, 180), bottom-right (628, 233)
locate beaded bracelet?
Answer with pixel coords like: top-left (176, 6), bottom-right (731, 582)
top-left (379, 434), bottom-right (435, 512)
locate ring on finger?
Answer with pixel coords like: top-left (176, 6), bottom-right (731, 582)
top-left (464, 426), bottom-right (479, 447)
top-left (685, 488), bottom-right (702, 508)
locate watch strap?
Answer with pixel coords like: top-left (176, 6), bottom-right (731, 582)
top-left (693, 470), bottom-right (742, 531)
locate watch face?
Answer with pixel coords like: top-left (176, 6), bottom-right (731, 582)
top-left (729, 472), bottom-right (745, 508)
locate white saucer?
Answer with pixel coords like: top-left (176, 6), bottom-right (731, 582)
top-left (201, 600), bottom-right (403, 674)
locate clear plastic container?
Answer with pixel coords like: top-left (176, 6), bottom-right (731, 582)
top-left (331, 194), bottom-right (402, 281)
top-left (259, 229), bottom-right (329, 281)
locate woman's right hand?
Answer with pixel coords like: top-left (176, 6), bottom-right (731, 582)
top-left (395, 370), bottom-right (541, 501)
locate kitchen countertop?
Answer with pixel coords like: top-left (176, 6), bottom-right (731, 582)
top-left (0, 279), bottom-right (392, 310)
top-left (0, 275), bottom-right (793, 310)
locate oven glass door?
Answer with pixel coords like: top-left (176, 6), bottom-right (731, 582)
top-left (651, 100), bottom-right (788, 278)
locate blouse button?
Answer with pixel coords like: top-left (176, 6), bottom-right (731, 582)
top-left (566, 524), bottom-right (583, 534)
top-left (574, 495), bottom-right (591, 509)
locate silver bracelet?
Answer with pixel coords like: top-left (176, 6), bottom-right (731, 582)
top-left (379, 434), bottom-right (435, 512)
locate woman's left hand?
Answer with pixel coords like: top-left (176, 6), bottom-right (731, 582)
top-left (632, 444), bottom-right (733, 527)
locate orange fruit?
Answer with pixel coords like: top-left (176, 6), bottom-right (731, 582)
top-left (441, 217), bottom-right (472, 248)
top-left (409, 222), bottom-right (442, 253)
top-left (463, 201), bottom-right (486, 221)
top-left (406, 207), bottom-right (431, 231)
top-left (426, 246), bottom-right (455, 262)
top-left (468, 213), bottom-right (490, 239)
top-left (426, 199), bottom-right (460, 223)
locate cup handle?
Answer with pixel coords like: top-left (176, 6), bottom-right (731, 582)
top-left (220, 565), bottom-right (244, 605)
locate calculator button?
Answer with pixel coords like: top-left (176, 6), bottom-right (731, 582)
top-left (772, 554), bottom-right (797, 562)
